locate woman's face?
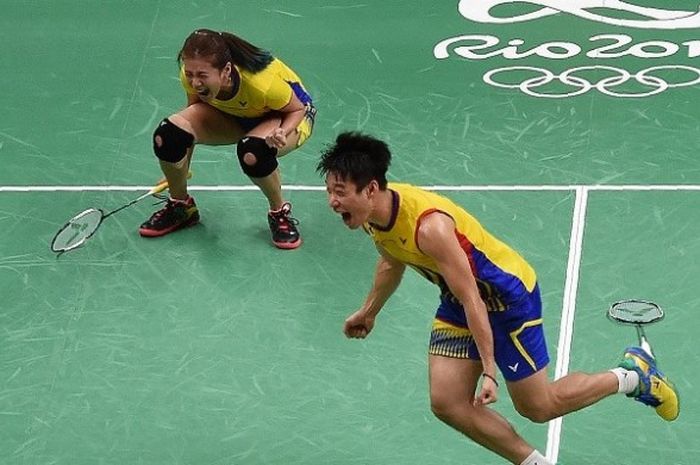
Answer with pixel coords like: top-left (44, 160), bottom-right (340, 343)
top-left (182, 57), bottom-right (232, 100)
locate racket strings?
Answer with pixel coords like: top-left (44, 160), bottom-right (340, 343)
top-left (51, 209), bottom-right (103, 252)
top-left (50, 175), bottom-right (185, 253)
top-left (609, 300), bottom-right (663, 324)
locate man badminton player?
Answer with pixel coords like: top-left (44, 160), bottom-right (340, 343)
top-left (317, 132), bottom-right (680, 465)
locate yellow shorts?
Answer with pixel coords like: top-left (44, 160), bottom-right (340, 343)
top-left (296, 103), bottom-right (316, 147)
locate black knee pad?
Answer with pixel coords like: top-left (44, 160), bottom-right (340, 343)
top-left (236, 136), bottom-right (279, 178)
top-left (153, 119), bottom-right (194, 163)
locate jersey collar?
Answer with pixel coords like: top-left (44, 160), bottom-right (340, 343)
top-left (369, 189), bottom-right (399, 232)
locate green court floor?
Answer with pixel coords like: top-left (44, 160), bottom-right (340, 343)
top-left (2, 1), bottom-right (699, 464)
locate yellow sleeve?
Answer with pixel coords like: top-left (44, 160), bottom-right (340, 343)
top-left (264, 78), bottom-right (294, 110)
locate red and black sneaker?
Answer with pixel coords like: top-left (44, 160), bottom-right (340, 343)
top-left (267, 202), bottom-right (302, 249)
top-left (139, 196), bottom-right (200, 237)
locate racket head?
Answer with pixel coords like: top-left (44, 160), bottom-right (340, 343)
top-left (607, 299), bottom-right (664, 325)
top-left (51, 208), bottom-right (105, 252)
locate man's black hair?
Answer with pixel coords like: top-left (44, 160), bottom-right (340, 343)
top-left (317, 132), bottom-right (391, 190)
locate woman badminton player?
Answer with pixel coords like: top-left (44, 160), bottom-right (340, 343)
top-left (139, 29), bottom-right (316, 249)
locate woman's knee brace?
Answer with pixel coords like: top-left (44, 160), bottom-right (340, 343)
top-left (153, 119), bottom-right (194, 163)
top-left (236, 136), bottom-right (279, 178)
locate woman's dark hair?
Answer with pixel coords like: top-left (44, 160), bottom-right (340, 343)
top-left (317, 132), bottom-right (392, 191)
top-left (177, 29), bottom-right (273, 72)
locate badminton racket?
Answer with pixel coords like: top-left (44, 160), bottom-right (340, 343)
top-left (51, 172), bottom-right (192, 253)
top-left (608, 299), bottom-right (664, 358)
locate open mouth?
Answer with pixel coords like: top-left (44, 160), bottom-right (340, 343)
top-left (341, 212), bottom-right (351, 224)
top-left (196, 88), bottom-right (210, 97)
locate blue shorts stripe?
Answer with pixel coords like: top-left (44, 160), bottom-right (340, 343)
top-left (429, 284), bottom-right (549, 381)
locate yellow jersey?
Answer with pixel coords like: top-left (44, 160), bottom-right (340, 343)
top-left (179, 58), bottom-right (311, 118)
top-left (365, 183), bottom-right (537, 311)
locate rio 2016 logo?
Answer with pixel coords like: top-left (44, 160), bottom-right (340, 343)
top-left (434, 0), bottom-right (700, 98)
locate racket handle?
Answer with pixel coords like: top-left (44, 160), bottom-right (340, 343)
top-left (150, 180), bottom-right (169, 195)
top-left (637, 325), bottom-right (655, 359)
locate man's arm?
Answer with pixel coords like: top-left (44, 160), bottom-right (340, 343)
top-left (417, 212), bottom-right (498, 403)
top-left (362, 247), bottom-right (406, 316)
top-left (344, 247), bottom-right (406, 338)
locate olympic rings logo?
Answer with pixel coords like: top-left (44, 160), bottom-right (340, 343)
top-left (483, 65), bottom-right (700, 98)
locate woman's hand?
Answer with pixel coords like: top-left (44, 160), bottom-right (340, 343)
top-left (265, 127), bottom-right (287, 149)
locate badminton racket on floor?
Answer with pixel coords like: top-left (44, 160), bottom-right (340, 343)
top-left (607, 299), bottom-right (664, 358)
top-left (50, 171), bottom-right (192, 254)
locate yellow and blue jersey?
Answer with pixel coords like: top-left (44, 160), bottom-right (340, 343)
top-left (365, 183), bottom-right (549, 380)
top-left (364, 183), bottom-right (537, 312)
top-left (179, 57), bottom-right (313, 118)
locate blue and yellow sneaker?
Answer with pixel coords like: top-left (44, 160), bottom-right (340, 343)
top-left (619, 347), bottom-right (679, 421)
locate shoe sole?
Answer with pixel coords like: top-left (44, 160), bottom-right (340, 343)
top-left (273, 238), bottom-right (302, 250)
top-left (139, 217), bottom-right (200, 237)
top-left (654, 378), bottom-right (680, 421)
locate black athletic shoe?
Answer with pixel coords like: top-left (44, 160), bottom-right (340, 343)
top-left (267, 202), bottom-right (301, 249)
top-left (139, 196), bottom-right (199, 237)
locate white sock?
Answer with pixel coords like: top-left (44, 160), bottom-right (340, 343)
top-left (520, 449), bottom-right (553, 465)
top-left (169, 196), bottom-right (189, 204)
top-left (610, 367), bottom-right (639, 394)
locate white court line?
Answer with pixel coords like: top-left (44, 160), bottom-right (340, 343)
top-left (546, 186), bottom-right (589, 465)
top-left (1, 184), bottom-right (700, 192)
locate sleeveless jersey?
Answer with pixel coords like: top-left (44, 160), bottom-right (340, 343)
top-left (365, 183), bottom-right (537, 311)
